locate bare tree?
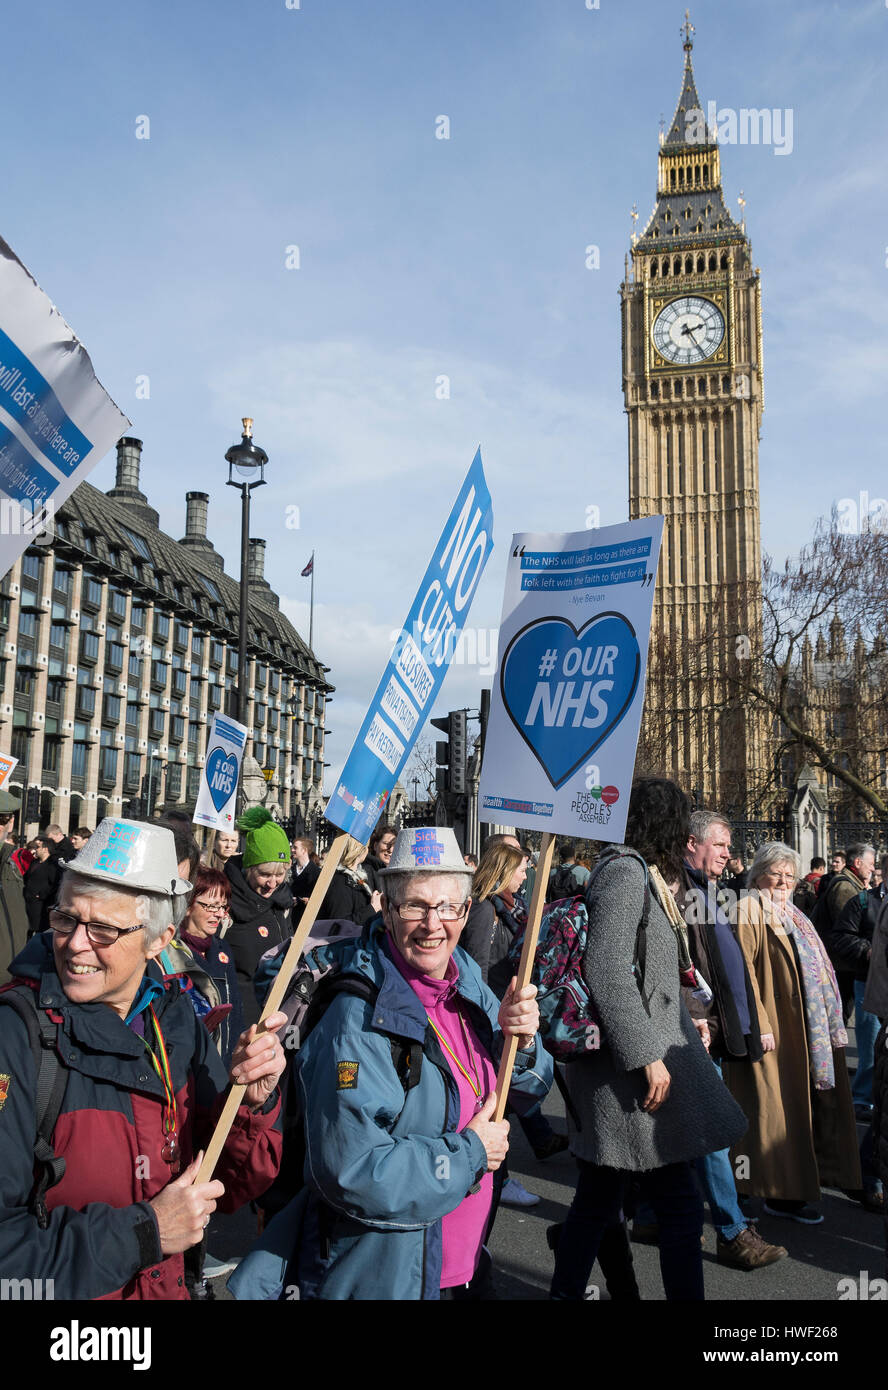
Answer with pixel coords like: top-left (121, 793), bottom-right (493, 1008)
top-left (637, 514), bottom-right (888, 818)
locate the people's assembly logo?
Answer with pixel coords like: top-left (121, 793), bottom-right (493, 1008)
top-left (336, 1060), bottom-right (360, 1090)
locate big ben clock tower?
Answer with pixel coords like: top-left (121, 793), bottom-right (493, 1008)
top-left (622, 14), bottom-right (764, 812)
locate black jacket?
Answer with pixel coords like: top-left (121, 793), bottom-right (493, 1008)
top-left (677, 865), bottom-right (763, 1062)
top-left (224, 855), bottom-right (293, 1027)
top-left (461, 894), bottom-right (521, 998)
top-left (23, 857), bottom-right (60, 935)
top-left (822, 887), bottom-right (882, 983)
top-left (316, 869), bottom-right (376, 929)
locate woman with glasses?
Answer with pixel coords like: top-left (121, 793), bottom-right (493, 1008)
top-left (723, 841), bottom-right (861, 1225)
top-left (0, 818), bottom-right (286, 1300)
top-left (167, 867), bottom-right (244, 1069)
top-left (231, 825), bottom-right (551, 1302)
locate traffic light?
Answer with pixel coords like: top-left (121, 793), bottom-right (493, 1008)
top-left (431, 710), bottom-right (467, 796)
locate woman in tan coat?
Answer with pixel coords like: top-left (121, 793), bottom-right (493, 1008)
top-left (724, 841), bottom-right (860, 1224)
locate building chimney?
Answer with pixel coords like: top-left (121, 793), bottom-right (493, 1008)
top-left (248, 537), bottom-right (267, 585)
top-left (180, 492), bottom-right (215, 554)
top-left (106, 436), bottom-right (159, 526)
top-left (109, 438), bottom-right (146, 498)
top-left (248, 537), bottom-right (278, 607)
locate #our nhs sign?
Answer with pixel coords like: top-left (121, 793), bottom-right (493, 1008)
top-left (325, 449), bottom-right (493, 843)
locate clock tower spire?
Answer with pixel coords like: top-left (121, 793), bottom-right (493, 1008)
top-left (621, 19), bottom-right (765, 813)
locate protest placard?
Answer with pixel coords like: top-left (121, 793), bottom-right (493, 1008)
top-left (0, 236), bottom-right (130, 581)
top-left (198, 450), bottom-right (494, 1183)
top-left (480, 517), bottom-right (664, 1115)
top-left (479, 517), bottom-right (664, 846)
top-left (0, 753), bottom-right (17, 790)
top-left (192, 713), bottom-right (248, 832)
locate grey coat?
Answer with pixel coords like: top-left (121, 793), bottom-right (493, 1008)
top-left (564, 854), bottom-right (748, 1171)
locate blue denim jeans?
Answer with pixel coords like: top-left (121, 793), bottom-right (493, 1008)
top-left (551, 1159), bottom-right (704, 1301)
top-left (851, 980), bottom-right (880, 1108)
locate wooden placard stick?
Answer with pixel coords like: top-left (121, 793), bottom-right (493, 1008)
top-left (492, 831), bottom-right (555, 1122)
top-left (195, 831), bottom-right (351, 1184)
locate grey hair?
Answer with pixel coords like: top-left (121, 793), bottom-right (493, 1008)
top-left (59, 873), bottom-right (173, 945)
top-left (748, 841), bottom-right (801, 887)
top-left (846, 842), bottom-right (876, 867)
top-left (382, 871), bottom-right (470, 908)
top-left (246, 861), bottom-right (291, 889)
top-left (688, 809), bottom-right (732, 842)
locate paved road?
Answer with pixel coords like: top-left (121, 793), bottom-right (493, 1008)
top-left (207, 1030), bottom-right (884, 1304)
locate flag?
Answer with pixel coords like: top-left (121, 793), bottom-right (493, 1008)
top-left (301, 556), bottom-right (314, 577)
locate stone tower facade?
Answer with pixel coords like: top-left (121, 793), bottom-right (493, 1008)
top-left (622, 18), bottom-right (765, 811)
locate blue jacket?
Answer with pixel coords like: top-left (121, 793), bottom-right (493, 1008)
top-left (230, 919), bottom-right (552, 1301)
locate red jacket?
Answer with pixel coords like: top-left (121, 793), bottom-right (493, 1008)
top-left (0, 933), bottom-right (281, 1300)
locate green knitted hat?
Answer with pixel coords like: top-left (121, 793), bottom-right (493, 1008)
top-left (236, 807), bottom-right (291, 868)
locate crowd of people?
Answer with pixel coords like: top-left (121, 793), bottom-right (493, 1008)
top-left (0, 789), bottom-right (886, 1302)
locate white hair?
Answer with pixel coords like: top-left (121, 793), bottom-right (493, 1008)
top-left (382, 871), bottom-right (470, 908)
top-left (59, 873), bottom-right (173, 945)
top-left (748, 841), bottom-right (801, 887)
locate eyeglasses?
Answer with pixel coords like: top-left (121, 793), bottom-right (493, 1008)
top-left (392, 902), bottom-right (469, 923)
top-left (49, 908), bottom-right (145, 948)
top-left (193, 898), bottom-right (227, 914)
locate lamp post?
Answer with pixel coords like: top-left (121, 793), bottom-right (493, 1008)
top-left (225, 418), bottom-right (268, 727)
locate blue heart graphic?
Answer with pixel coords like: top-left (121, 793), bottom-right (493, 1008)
top-left (205, 747), bottom-right (239, 812)
top-left (500, 613), bottom-right (641, 789)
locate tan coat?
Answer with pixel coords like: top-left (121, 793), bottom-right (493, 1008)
top-left (723, 891), bottom-right (860, 1201)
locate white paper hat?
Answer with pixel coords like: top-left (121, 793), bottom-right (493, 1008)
top-left (62, 818), bottom-right (192, 901)
top-left (379, 826), bottom-right (473, 878)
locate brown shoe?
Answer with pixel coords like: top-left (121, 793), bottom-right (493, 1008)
top-left (716, 1225), bottom-right (787, 1270)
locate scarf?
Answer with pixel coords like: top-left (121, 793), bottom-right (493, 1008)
top-left (775, 898), bottom-right (847, 1089)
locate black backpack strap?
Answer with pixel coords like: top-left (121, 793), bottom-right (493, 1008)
top-left (0, 988), bottom-right (68, 1228)
top-left (306, 974), bottom-right (423, 1095)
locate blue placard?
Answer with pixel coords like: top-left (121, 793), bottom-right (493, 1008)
top-left (325, 449), bottom-right (493, 842)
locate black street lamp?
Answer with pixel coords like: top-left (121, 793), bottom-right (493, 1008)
top-left (225, 418), bottom-right (268, 727)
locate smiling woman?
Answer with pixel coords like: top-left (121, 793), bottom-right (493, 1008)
top-left (0, 818), bottom-right (286, 1301)
top-left (223, 809), bottom-right (293, 1027)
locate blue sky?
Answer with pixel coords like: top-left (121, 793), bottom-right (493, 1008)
top-left (5, 0), bottom-right (887, 787)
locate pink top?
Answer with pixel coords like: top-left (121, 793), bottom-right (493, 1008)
top-left (388, 939), bottom-right (497, 1288)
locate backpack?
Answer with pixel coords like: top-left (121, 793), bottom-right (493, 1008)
top-left (547, 864), bottom-right (581, 904)
top-left (792, 878), bottom-right (818, 919)
top-left (253, 924), bottom-right (425, 1222)
top-left (507, 847), bottom-right (651, 1061)
top-left (0, 985), bottom-right (68, 1228)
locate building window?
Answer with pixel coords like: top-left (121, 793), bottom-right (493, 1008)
top-left (18, 610), bottom-right (37, 639)
top-left (22, 553), bottom-right (41, 581)
top-left (14, 668), bottom-right (34, 696)
top-left (149, 709), bottom-right (165, 738)
top-left (270, 671), bottom-right (280, 696)
top-left (42, 739), bottom-right (61, 773)
top-left (170, 717), bottom-right (185, 742)
top-left (154, 612), bottom-right (170, 643)
top-left (209, 685), bottom-right (222, 710)
top-left (119, 525), bottom-right (153, 562)
top-left (99, 747), bottom-right (118, 783)
top-left (110, 589), bottom-right (128, 618)
top-left (103, 693), bottom-right (121, 724)
top-left (172, 669), bottom-right (187, 697)
top-left (47, 678), bottom-right (66, 704)
top-left (131, 604), bottom-right (146, 632)
top-left (174, 621), bottom-right (190, 650)
top-left (255, 663), bottom-right (267, 689)
top-left (187, 766), bottom-right (201, 800)
top-left (126, 701), bottom-right (140, 727)
top-left (188, 722), bottom-right (200, 749)
top-left (52, 566), bottom-right (71, 594)
top-left (227, 649), bottom-right (239, 675)
top-left (166, 764), bottom-right (182, 799)
top-left (76, 687), bottom-right (96, 718)
top-left (151, 660), bottom-right (168, 688)
top-left (82, 577), bottom-right (103, 609)
top-left (210, 641), bottom-right (224, 668)
top-left (71, 743), bottom-right (88, 779)
top-left (128, 653), bottom-right (143, 681)
top-left (80, 631), bottom-right (100, 664)
top-left (105, 643), bottom-right (124, 672)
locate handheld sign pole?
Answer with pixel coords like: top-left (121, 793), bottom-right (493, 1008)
top-left (196, 450), bottom-right (493, 1185)
top-left (195, 833), bottom-right (349, 1185)
top-left (493, 832), bottom-right (555, 1121)
top-left (480, 520), bottom-right (664, 1122)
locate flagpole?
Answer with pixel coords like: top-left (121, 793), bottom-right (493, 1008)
top-left (309, 550), bottom-right (315, 651)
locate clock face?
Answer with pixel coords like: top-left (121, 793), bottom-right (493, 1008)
top-left (652, 296), bottom-right (725, 365)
